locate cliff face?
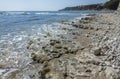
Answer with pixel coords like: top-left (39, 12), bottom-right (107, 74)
top-left (60, 4), bottom-right (104, 11)
top-left (104, 0), bottom-right (119, 10)
top-left (60, 0), bottom-right (120, 11)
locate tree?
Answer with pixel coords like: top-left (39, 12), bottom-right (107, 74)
top-left (104, 0), bottom-right (120, 10)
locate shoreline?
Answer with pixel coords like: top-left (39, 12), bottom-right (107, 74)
top-left (0, 12), bottom-right (120, 79)
top-left (28, 12), bottom-right (120, 79)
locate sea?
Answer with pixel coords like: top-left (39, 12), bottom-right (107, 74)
top-left (0, 11), bottom-right (108, 68)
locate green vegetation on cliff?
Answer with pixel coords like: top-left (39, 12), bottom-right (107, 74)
top-left (104, 0), bottom-right (119, 10)
top-left (60, 4), bottom-right (104, 11)
top-left (60, 0), bottom-right (120, 11)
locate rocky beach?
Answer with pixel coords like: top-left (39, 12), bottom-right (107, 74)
top-left (0, 6), bottom-right (120, 79)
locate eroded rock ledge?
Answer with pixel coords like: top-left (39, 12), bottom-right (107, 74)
top-left (26, 12), bottom-right (120, 79)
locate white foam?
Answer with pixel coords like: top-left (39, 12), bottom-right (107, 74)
top-left (35, 12), bottom-right (50, 15)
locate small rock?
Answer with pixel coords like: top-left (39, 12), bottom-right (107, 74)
top-left (105, 67), bottom-right (120, 79)
top-left (93, 47), bottom-right (102, 56)
top-left (54, 44), bottom-right (62, 49)
top-left (0, 69), bottom-right (7, 75)
top-left (85, 69), bottom-right (92, 73)
top-left (86, 60), bottom-right (100, 65)
top-left (45, 71), bottom-right (64, 79)
top-left (31, 53), bottom-right (49, 63)
top-left (63, 46), bottom-right (68, 50)
top-left (2, 69), bottom-right (19, 79)
top-left (65, 76), bottom-right (72, 79)
top-left (79, 72), bottom-right (90, 77)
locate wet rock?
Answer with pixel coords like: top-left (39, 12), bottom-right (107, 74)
top-left (0, 69), bottom-right (7, 75)
top-left (2, 69), bottom-right (19, 79)
top-left (46, 32), bottom-right (51, 37)
top-left (50, 42), bottom-right (56, 46)
top-left (50, 39), bottom-right (61, 44)
top-left (86, 60), bottom-right (101, 65)
top-left (63, 46), bottom-right (68, 50)
top-left (93, 47), bottom-right (102, 56)
top-left (40, 60), bottom-right (65, 79)
top-left (65, 48), bottom-right (78, 54)
top-left (49, 39), bottom-right (61, 46)
top-left (85, 69), bottom-right (92, 73)
top-left (45, 70), bottom-right (64, 79)
top-left (89, 27), bottom-right (94, 30)
top-left (27, 40), bottom-right (34, 49)
top-left (28, 40), bottom-right (34, 46)
top-left (61, 27), bottom-right (67, 31)
top-left (41, 67), bottom-right (51, 79)
top-left (65, 76), bottom-right (72, 79)
top-left (31, 53), bottom-right (49, 63)
top-left (54, 44), bottom-right (62, 49)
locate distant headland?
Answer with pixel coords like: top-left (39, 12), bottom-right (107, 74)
top-left (60, 0), bottom-right (119, 11)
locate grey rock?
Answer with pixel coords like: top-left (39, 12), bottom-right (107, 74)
top-left (93, 47), bottom-right (102, 56)
top-left (79, 72), bottom-right (90, 77)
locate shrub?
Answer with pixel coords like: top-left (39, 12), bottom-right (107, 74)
top-left (104, 0), bottom-right (120, 10)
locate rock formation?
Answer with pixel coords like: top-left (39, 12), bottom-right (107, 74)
top-left (60, 0), bottom-right (120, 11)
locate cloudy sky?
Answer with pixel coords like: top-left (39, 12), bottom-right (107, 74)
top-left (0, 0), bottom-right (108, 11)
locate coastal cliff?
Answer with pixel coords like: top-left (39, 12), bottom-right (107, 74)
top-left (60, 4), bottom-right (104, 11)
top-left (60, 0), bottom-right (119, 11)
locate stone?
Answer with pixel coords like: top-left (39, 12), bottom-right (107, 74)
top-left (0, 69), bottom-right (7, 75)
top-left (2, 69), bottom-right (19, 79)
top-left (86, 60), bottom-right (101, 65)
top-left (85, 69), bottom-right (92, 73)
top-left (45, 70), bottom-right (64, 79)
top-left (93, 47), bottom-right (102, 56)
top-left (31, 53), bottom-right (49, 63)
top-left (54, 44), bottom-right (62, 49)
top-left (65, 76), bottom-right (72, 79)
top-left (105, 67), bottom-right (120, 79)
top-left (79, 72), bottom-right (90, 77)
top-left (41, 58), bottom-right (64, 79)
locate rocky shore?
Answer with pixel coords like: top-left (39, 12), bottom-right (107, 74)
top-left (0, 10), bottom-right (120, 79)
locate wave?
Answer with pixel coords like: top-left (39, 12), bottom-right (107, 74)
top-left (35, 12), bottom-right (50, 15)
top-left (0, 11), bottom-right (79, 16)
top-left (0, 11), bottom-right (31, 15)
top-left (35, 12), bottom-right (73, 16)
